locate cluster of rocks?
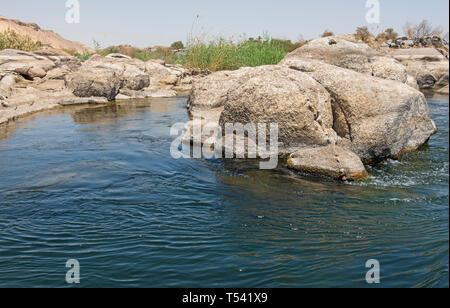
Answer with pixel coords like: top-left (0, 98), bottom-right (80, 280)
top-left (185, 37), bottom-right (441, 181)
top-left (0, 49), bottom-right (209, 124)
top-left (389, 48), bottom-right (449, 92)
top-left (381, 35), bottom-right (449, 51)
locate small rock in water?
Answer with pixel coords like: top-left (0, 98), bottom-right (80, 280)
top-left (287, 145), bottom-right (369, 181)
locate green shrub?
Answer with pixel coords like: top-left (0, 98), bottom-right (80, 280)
top-left (170, 41), bottom-right (185, 50)
top-left (178, 35), bottom-right (291, 71)
top-left (270, 39), bottom-right (304, 52)
top-left (75, 51), bottom-right (94, 61)
top-left (0, 29), bottom-right (42, 52)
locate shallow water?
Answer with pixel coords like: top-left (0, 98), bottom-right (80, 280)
top-left (0, 95), bottom-right (448, 288)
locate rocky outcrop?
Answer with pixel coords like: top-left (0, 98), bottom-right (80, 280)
top-left (280, 37), bottom-right (408, 83)
top-left (282, 58), bottom-right (437, 164)
top-left (389, 48), bottom-right (449, 90)
top-left (0, 52), bottom-right (82, 96)
top-left (287, 145), bottom-right (368, 181)
top-left (187, 38), bottom-right (438, 180)
top-left (63, 55), bottom-right (197, 101)
top-left (0, 77), bottom-right (107, 124)
top-left (288, 36), bottom-right (449, 91)
top-left (1, 50), bottom-right (199, 124)
top-left (0, 49), bottom-right (56, 79)
top-left (381, 36), bottom-right (449, 59)
top-left (65, 66), bottom-right (122, 101)
top-left (65, 54), bottom-right (150, 100)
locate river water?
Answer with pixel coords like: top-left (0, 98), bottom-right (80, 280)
top-left (0, 95), bottom-right (448, 288)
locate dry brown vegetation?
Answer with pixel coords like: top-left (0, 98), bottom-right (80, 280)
top-left (403, 20), bottom-right (444, 39)
top-left (355, 27), bottom-right (373, 43)
top-left (376, 28), bottom-right (398, 42)
top-left (321, 30), bottom-right (334, 38)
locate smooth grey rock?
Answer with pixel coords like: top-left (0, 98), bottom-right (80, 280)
top-left (65, 55), bottom-right (150, 100)
top-left (287, 145), bottom-right (369, 181)
top-left (188, 67), bottom-right (255, 112)
top-left (65, 67), bottom-right (122, 101)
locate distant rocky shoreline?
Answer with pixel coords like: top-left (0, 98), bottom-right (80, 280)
top-left (0, 49), bottom-right (210, 125)
top-left (1, 35), bottom-right (449, 181)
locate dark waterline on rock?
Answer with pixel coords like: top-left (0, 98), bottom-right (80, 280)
top-left (0, 95), bottom-right (448, 288)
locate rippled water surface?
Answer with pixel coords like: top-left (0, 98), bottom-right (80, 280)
top-left (0, 95), bottom-right (448, 288)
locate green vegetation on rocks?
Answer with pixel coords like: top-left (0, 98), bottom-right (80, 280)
top-left (177, 35), bottom-right (304, 71)
top-left (0, 29), bottom-right (42, 52)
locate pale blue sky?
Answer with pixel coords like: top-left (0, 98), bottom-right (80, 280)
top-left (1, 0), bottom-right (449, 48)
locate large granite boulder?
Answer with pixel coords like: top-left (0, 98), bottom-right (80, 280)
top-left (65, 66), bottom-right (122, 101)
top-left (185, 38), bottom-right (438, 179)
top-left (88, 55), bottom-right (150, 91)
top-left (280, 37), bottom-right (408, 83)
top-left (187, 67), bottom-right (254, 113)
top-left (218, 65), bottom-right (338, 151)
top-left (282, 58), bottom-right (437, 163)
top-left (65, 55), bottom-right (150, 100)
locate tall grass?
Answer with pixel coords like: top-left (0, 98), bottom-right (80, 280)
top-left (178, 36), bottom-right (291, 71)
top-left (0, 29), bottom-right (43, 52)
top-left (73, 36), bottom-right (294, 70)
